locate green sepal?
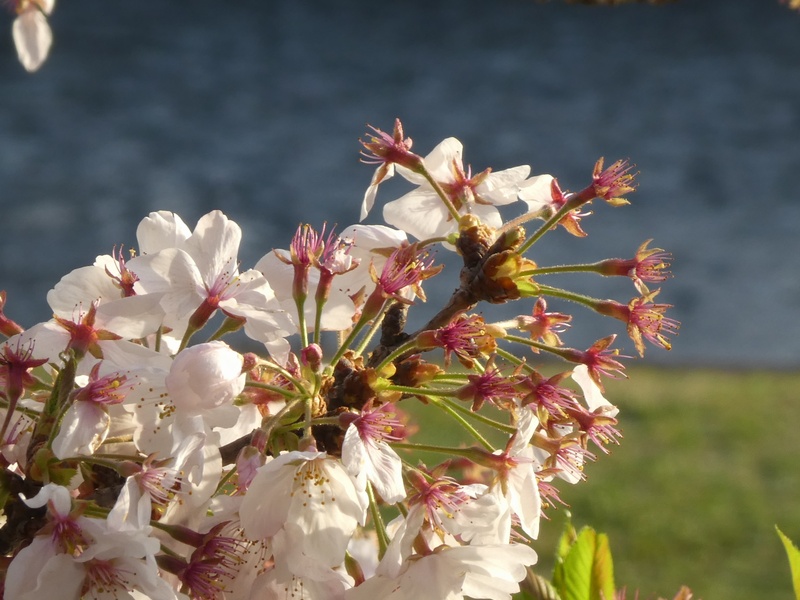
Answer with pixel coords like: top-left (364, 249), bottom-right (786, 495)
top-left (26, 352), bottom-right (78, 470)
top-left (269, 430), bottom-right (300, 455)
top-left (30, 447), bottom-right (77, 486)
top-left (516, 279), bottom-right (541, 298)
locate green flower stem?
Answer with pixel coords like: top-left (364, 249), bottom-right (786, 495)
top-left (313, 298), bottom-right (325, 346)
top-left (260, 397), bottom-right (305, 447)
top-left (383, 384), bottom-right (456, 398)
top-left (353, 303), bottom-right (391, 358)
top-left (214, 465), bottom-right (237, 495)
top-left (504, 333), bottom-right (575, 361)
top-left (372, 337), bottom-right (421, 374)
top-left (207, 315), bottom-right (246, 342)
top-left (154, 540), bottom-right (182, 558)
top-left (326, 301), bottom-right (386, 374)
top-left (302, 396), bottom-right (314, 440)
top-left (391, 442), bottom-right (482, 459)
top-left (418, 236), bottom-right (451, 250)
top-left (245, 380), bottom-right (300, 399)
top-left (424, 395), bottom-right (495, 451)
top-left (438, 396), bottom-right (516, 435)
top-left (90, 452), bottom-right (141, 462)
top-left (522, 262), bottom-right (607, 277)
top-left (80, 502), bottom-right (110, 520)
top-left (494, 346), bottom-right (525, 367)
top-left (154, 326), bottom-right (163, 353)
top-left (256, 360), bottom-right (312, 398)
top-left (0, 398), bottom-right (42, 420)
top-left (294, 294), bottom-right (309, 349)
top-left (65, 455), bottom-right (133, 472)
top-left (178, 317), bottom-right (207, 352)
top-left (518, 193), bottom-right (592, 255)
top-left (277, 415), bottom-right (341, 434)
top-left (98, 435), bottom-right (135, 446)
top-left (367, 482), bottom-right (390, 558)
top-left (430, 373), bottom-right (471, 384)
top-left (537, 283), bottom-right (603, 310)
top-left (420, 169), bottom-right (461, 222)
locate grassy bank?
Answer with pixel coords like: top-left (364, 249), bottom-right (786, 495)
top-left (402, 367), bottom-right (800, 599)
top-left (538, 367), bottom-right (800, 600)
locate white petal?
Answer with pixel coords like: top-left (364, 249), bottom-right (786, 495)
top-left (339, 224), bottom-right (408, 249)
top-left (136, 211), bottom-right (191, 255)
top-left (107, 477), bottom-right (151, 531)
top-left (361, 163), bottom-right (395, 221)
top-left (51, 401), bottom-right (109, 459)
top-left (518, 174), bottom-right (556, 212)
top-left (397, 137), bottom-right (463, 185)
top-left (376, 505), bottom-right (426, 579)
top-left (184, 210), bottom-right (242, 285)
top-left (332, 224), bottom-right (408, 298)
top-left (47, 264), bottom-right (124, 316)
top-left (458, 543), bottom-right (539, 600)
top-left (507, 448), bottom-right (542, 540)
top-left (5, 548), bottom-right (83, 600)
top-left (95, 294), bottom-right (166, 339)
top-left (572, 364), bottom-right (619, 416)
top-left (509, 408), bottom-right (538, 456)
top-left (383, 190), bottom-right (452, 241)
top-left (239, 453), bottom-right (315, 540)
top-left (13, 10), bottom-right (52, 73)
top-left (129, 248), bottom-right (204, 322)
top-left (20, 482), bottom-right (71, 514)
top-left (342, 426), bottom-right (405, 504)
top-left (477, 164), bottom-right (531, 205)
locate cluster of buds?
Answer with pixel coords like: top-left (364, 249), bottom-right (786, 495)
top-left (0, 119), bottom-right (677, 599)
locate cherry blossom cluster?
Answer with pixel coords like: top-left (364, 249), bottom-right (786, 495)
top-left (0, 119), bottom-right (677, 599)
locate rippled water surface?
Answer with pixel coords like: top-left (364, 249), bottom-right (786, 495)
top-left (1, 0), bottom-right (799, 366)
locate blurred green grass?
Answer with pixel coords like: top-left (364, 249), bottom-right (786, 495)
top-left (401, 367), bottom-right (800, 600)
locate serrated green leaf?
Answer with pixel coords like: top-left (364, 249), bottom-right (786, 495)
top-left (561, 527), bottom-right (595, 600)
top-left (556, 526), bottom-right (616, 600)
top-left (776, 525), bottom-right (800, 600)
top-left (553, 514), bottom-right (578, 592)
top-left (592, 532), bottom-right (616, 600)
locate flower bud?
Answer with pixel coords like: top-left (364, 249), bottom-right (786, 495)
top-left (301, 343), bottom-right (324, 372)
top-left (166, 341), bottom-right (245, 412)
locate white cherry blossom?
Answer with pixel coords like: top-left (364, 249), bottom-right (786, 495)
top-left (341, 402), bottom-right (406, 504)
top-left (130, 210), bottom-right (292, 350)
top-left (382, 138), bottom-right (530, 242)
top-left (239, 450), bottom-right (368, 568)
top-left (347, 542), bottom-right (538, 600)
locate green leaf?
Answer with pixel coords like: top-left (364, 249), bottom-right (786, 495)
top-left (552, 515), bottom-right (578, 592)
top-left (555, 526), bottom-right (616, 600)
top-left (776, 525), bottom-right (800, 600)
top-left (591, 532), bottom-right (616, 600)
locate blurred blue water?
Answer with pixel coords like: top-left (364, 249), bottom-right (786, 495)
top-left (1, 0), bottom-right (799, 367)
